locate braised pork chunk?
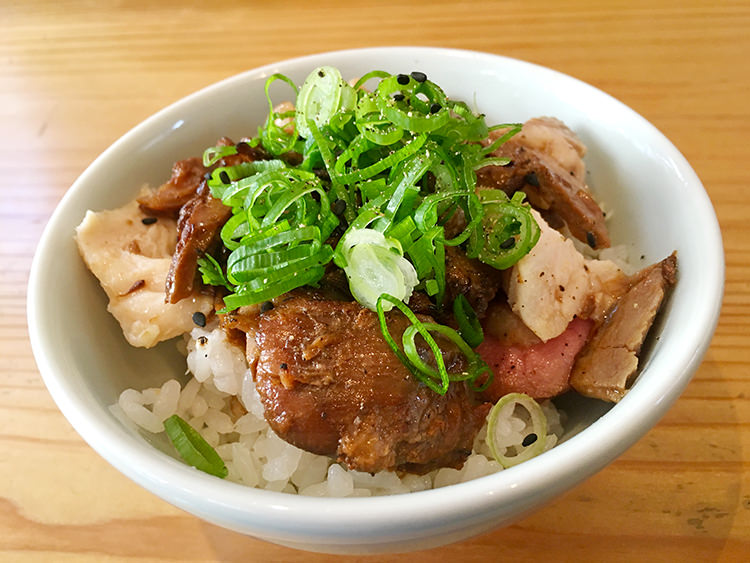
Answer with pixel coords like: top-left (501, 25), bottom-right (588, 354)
top-left (253, 294), bottom-right (490, 473)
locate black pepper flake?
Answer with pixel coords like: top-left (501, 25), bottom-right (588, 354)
top-left (499, 237), bottom-right (516, 250)
top-left (393, 93), bottom-right (405, 102)
top-left (429, 103), bottom-right (441, 114)
top-left (522, 433), bottom-right (538, 447)
top-left (586, 231), bottom-right (597, 248)
top-left (410, 71), bottom-right (427, 82)
top-left (280, 363), bottom-right (288, 370)
top-left (141, 216), bottom-right (157, 225)
top-left (396, 73), bottom-right (410, 85)
top-left (317, 70), bottom-right (325, 77)
top-left (559, 285), bottom-right (565, 292)
top-left (260, 301), bottom-right (274, 313)
top-left (192, 311), bottom-right (207, 327)
top-left (219, 170), bottom-right (231, 184)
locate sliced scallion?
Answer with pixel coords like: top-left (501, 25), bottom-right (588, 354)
top-left (486, 393), bottom-right (547, 468)
top-left (163, 414), bottom-right (228, 478)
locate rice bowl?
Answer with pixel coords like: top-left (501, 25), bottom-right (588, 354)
top-left (28, 47), bottom-right (723, 553)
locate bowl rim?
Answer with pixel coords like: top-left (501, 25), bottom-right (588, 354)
top-left (28, 46), bottom-right (725, 542)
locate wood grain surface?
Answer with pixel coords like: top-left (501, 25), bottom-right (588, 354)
top-left (2, 1), bottom-right (748, 560)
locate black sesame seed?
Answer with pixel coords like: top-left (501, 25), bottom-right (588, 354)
top-left (559, 285), bottom-right (565, 292)
top-left (410, 71), bottom-right (427, 83)
top-left (393, 93), bottom-right (405, 102)
top-left (522, 433), bottom-right (538, 447)
top-left (197, 336), bottom-right (208, 346)
top-left (499, 237), bottom-right (516, 249)
top-left (318, 70), bottom-right (325, 77)
top-left (260, 301), bottom-right (274, 313)
top-left (219, 170), bottom-right (231, 184)
top-left (396, 73), bottom-right (410, 85)
top-left (524, 172), bottom-right (540, 187)
top-left (586, 231), bottom-right (597, 248)
top-left (429, 103), bottom-right (441, 114)
top-left (141, 217), bottom-right (157, 225)
top-left (332, 198), bottom-right (347, 216)
top-left (280, 362), bottom-right (288, 370)
top-left (192, 311), bottom-right (206, 327)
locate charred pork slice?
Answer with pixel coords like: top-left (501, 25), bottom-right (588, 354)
top-left (476, 117), bottom-right (610, 249)
top-left (137, 137), bottom-right (268, 217)
top-left (253, 294), bottom-right (490, 474)
top-left (165, 181), bottom-right (231, 303)
top-left (444, 245), bottom-right (503, 318)
top-left (150, 138), bottom-right (269, 303)
top-left (137, 156), bottom-right (209, 217)
top-left (570, 252), bottom-right (677, 402)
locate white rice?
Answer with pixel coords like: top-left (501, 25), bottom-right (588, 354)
top-left (114, 324), bottom-right (565, 497)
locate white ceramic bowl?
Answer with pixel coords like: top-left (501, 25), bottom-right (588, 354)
top-left (28, 47), bottom-right (723, 554)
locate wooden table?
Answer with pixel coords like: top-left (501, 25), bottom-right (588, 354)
top-left (3, 1), bottom-right (748, 560)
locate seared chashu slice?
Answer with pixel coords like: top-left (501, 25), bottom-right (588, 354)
top-left (477, 117), bottom-right (610, 249)
top-left (570, 253), bottom-right (677, 402)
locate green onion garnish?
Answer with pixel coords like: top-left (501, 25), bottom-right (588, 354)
top-left (163, 414), bottom-right (228, 478)
top-left (375, 294), bottom-right (493, 395)
top-left (452, 294), bottom-right (484, 348)
top-left (195, 66), bottom-right (540, 393)
top-left (467, 190), bottom-right (540, 269)
top-left (486, 393), bottom-right (547, 468)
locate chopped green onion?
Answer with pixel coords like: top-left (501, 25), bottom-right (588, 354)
top-left (339, 229), bottom-right (417, 311)
top-left (259, 73), bottom-right (299, 155)
top-left (376, 294), bottom-right (492, 395)
top-left (486, 393), bottom-right (547, 468)
top-left (295, 66), bottom-right (356, 139)
top-left (374, 74), bottom-right (450, 133)
top-left (202, 145), bottom-right (238, 167)
top-left (452, 294), bottom-right (484, 348)
top-left (468, 190), bottom-right (540, 269)
top-left (163, 414), bottom-right (228, 478)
